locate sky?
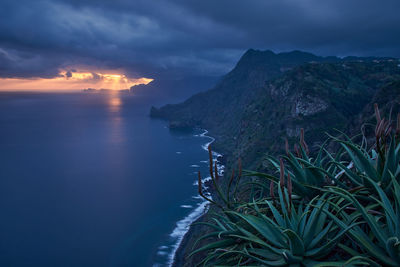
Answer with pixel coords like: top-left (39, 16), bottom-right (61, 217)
top-left (0, 0), bottom-right (399, 90)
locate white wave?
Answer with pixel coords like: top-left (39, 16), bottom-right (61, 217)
top-left (165, 128), bottom-right (224, 267)
top-left (190, 164), bottom-right (200, 167)
top-left (167, 200), bottom-right (209, 266)
top-left (193, 176), bottom-right (212, 186)
top-left (180, 205), bottom-right (193, 208)
top-left (199, 129), bottom-right (208, 137)
top-left (199, 130), bottom-right (216, 151)
top-left (176, 151), bottom-right (182, 154)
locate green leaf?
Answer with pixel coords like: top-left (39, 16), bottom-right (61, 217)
top-left (339, 141), bottom-right (379, 182)
top-left (189, 239), bottom-right (237, 257)
top-left (226, 211), bottom-right (286, 248)
top-left (284, 229), bottom-right (305, 256)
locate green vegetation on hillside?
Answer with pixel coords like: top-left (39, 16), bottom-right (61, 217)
top-left (151, 50), bottom-right (400, 174)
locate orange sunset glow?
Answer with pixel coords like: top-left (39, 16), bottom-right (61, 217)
top-left (0, 70), bottom-right (153, 91)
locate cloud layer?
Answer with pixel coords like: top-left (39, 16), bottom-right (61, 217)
top-left (1, 0), bottom-right (399, 79)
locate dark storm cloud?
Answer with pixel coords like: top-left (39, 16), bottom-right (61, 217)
top-left (0, 0), bottom-right (399, 79)
top-left (65, 71), bottom-right (72, 78)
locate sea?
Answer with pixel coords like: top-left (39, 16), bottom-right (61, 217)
top-left (0, 92), bottom-right (217, 266)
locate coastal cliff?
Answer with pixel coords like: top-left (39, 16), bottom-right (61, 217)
top-left (151, 49), bottom-right (400, 266)
top-left (151, 50), bottom-right (400, 170)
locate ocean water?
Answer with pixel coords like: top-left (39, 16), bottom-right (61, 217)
top-left (0, 92), bottom-right (213, 266)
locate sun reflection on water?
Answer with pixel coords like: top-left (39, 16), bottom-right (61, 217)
top-left (108, 95), bottom-right (122, 113)
top-left (107, 93), bottom-right (124, 143)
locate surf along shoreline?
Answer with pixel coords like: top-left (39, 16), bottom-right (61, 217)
top-left (168, 129), bottom-right (224, 267)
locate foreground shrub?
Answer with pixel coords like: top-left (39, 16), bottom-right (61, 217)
top-left (192, 105), bottom-right (400, 266)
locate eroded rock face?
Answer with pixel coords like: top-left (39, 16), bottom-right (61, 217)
top-left (292, 95), bottom-right (328, 117)
top-left (269, 80), bottom-right (293, 98)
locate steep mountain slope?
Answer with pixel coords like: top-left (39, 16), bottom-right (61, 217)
top-left (237, 61), bottom-right (399, 169)
top-left (150, 49), bottom-right (340, 130)
top-left (151, 50), bottom-right (400, 170)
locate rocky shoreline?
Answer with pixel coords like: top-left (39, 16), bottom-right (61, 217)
top-left (171, 183), bottom-right (213, 267)
top-left (171, 131), bottom-right (226, 267)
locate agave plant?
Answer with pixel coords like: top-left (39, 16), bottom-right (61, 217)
top-left (249, 105), bottom-right (400, 201)
top-left (329, 136), bottom-right (399, 197)
top-left (326, 174), bottom-right (400, 266)
top-left (247, 129), bottom-right (340, 200)
top-left (191, 180), bottom-right (361, 266)
top-left (329, 106), bottom-right (400, 198)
